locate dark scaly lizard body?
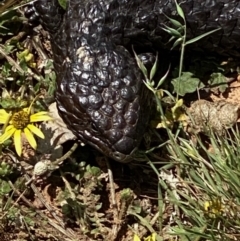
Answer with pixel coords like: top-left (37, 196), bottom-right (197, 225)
top-left (26, 0), bottom-right (240, 162)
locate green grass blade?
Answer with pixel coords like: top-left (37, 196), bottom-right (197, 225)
top-left (185, 28), bottom-right (221, 45)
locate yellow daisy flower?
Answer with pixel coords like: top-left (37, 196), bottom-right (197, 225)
top-left (0, 106), bottom-right (52, 156)
top-left (133, 233), bottom-right (156, 241)
top-left (204, 198), bottom-right (223, 218)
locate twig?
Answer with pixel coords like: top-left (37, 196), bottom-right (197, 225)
top-left (53, 142), bottom-right (79, 166)
top-left (32, 36), bottom-right (49, 60)
top-left (6, 31), bottom-right (27, 44)
top-left (106, 159), bottom-right (120, 239)
top-left (106, 159), bottom-right (117, 208)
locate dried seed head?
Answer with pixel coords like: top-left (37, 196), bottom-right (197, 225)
top-left (33, 161), bottom-right (50, 176)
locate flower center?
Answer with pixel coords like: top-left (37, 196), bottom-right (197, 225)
top-left (11, 111), bottom-right (30, 129)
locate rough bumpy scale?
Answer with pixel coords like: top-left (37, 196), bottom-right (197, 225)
top-left (26, 0), bottom-right (240, 162)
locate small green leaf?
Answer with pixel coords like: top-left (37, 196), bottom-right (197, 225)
top-left (171, 72), bottom-right (205, 96)
top-left (150, 53), bottom-right (158, 81)
top-left (133, 49), bottom-right (148, 79)
top-left (168, 17), bottom-right (183, 29)
top-left (58, 0), bottom-right (67, 9)
top-left (208, 72), bottom-right (228, 93)
top-left (4, 44), bottom-right (15, 54)
top-left (185, 28), bottom-right (221, 45)
top-left (162, 26), bottom-right (182, 37)
top-left (161, 27), bottom-right (173, 35)
top-left (0, 180), bottom-right (12, 194)
top-left (177, 26), bottom-right (185, 34)
top-left (168, 36), bottom-right (177, 43)
top-left (171, 37), bottom-right (183, 50)
top-left (175, 0), bottom-right (185, 20)
top-left (156, 64), bottom-right (171, 89)
top-left (136, 56), bottom-right (148, 79)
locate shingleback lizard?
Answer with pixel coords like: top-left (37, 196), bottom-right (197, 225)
top-left (25, 0), bottom-right (240, 162)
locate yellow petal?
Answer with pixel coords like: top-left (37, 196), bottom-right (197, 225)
top-left (133, 234), bottom-right (141, 241)
top-left (30, 111), bottom-right (52, 122)
top-left (0, 109), bottom-right (10, 124)
top-left (24, 127), bottom-right (37, 150)
top-left (144, 233), bottom-right (156, 241)
top-left (14, 129), bottom-right (22, 156)
top-left (27, 124), bottom-right (45, 139)
top-left (0, 125), bottom-right (16, 143)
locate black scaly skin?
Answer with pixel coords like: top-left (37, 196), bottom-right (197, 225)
top-left (26, 0), bottom-right (240, 162)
